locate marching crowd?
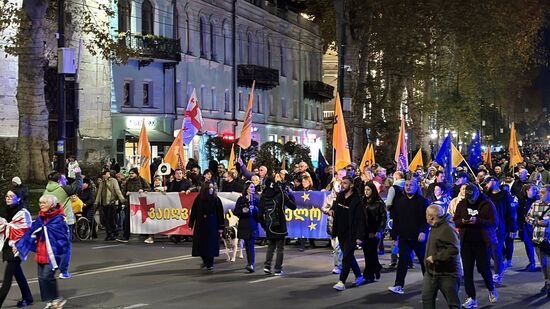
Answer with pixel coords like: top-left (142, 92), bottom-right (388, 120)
top-left (0, 145), bottom-right (550, 308)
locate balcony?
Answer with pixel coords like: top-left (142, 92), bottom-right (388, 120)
top-left (304, 81), bottom-right (334, 102)
top-left (120, 33), bottom-right (181, 62)
top-left (237, 65), bottom-right (279, 90)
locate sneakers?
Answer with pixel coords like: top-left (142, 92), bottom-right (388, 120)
top-left (206, 266), bottom-right (214, 271)
top-left (541, 282), bottom-right (550, 294)
top-left (273, 270), bottom-right (284, 276)
top-left (492, 274), bottom-right (502, 285)
top-left (388, 285), bottom-right (404, 295)
top-left (245, 265), bottom-right (255, 273)
top-left (116, 238), bottom-right (129, 243)
top-left (505, 260), bottom-right (513, 268)
top-left (333, 281), bottom-right (345, 291)
top-left (331, 267), bottom-right (341, 274)
top-left (489, 289), bottom-right (499, 303)
top-left (58, 272), bottom-right (71, 279)
top-left (144, 236), bottom-right (154, 244)
top-left (16, 299), bottom-right (33, 308)
top-left (353, 276), bottom-right (366, 287)
top-left (263, 267), bottom-right (272, 274)
top-left (523, 263), bottom-right (536, 272)
top-left (44, 298), bottom-right (67, 309)
top-left (462, 297), bottom-right (478, 308)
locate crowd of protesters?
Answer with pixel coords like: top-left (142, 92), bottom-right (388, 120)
top-left (2, 145), bottom-right (550, 308)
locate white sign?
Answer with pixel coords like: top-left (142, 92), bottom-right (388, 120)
top-left (157, 163), bottom-right (171, 175)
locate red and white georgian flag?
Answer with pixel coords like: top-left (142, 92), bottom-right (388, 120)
top-left (182, 88), bottom-right (203, 145)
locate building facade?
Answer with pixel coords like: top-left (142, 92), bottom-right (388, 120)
top-left (111, 0), bottom-right (333, 169)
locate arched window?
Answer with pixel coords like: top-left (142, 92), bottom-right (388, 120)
top-left (173, 2), bottom-right (179, 39)
top-left (223, 21), bottom-right (231, 64)
top-left (210, 22), bottom-right (217, 61)
top-left (118, 0), bottom-right (131, 33)
top-left (185, 12), bottom-right (191, 54)
top-left (200, 17), bottom-right (208, 58)
top-left (280, 42), bottom-right (285, 76)
top-left (247, 33), bottom-right (254, 64)
top-left (267, 40), bottom-right (272, 68)
top-left (142, 0), bottom-right (154, 35)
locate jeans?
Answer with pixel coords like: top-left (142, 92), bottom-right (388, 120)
top-left (362, 237), bottom-right (382, 279)
top-left (492, 235), bottom-right (505, 276)
top-left (339, 236), bottom-right (361, 283)
top-left (0, 260), bottom-right (33, 307)
top-left (264, 238), bottom-right (285, 272)
top-left (59, 224), bottom-right (72, 274)
top-left (331, 237), bottom-right (342, 268)
top-left (37, 263), bottom-right (59, 302)
top-left (421, 272), bottom-right (461, 309)
top-left (462, 242), bottom-right (494, 299)
top-left (104, 205), bottom-right (118, 238)
top-left (504, 234), bottom-right (514, 262)
top-left (122, 206), bottom-right (130, 240)
top-left (521, 225), bottom-right (536, 264)
top-left (395, 239), bottom-right (426, 287)
top-left (244, 238), bottom-right (256, 266)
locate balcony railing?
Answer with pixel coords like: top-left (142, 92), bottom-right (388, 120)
top-left (120, 33), bottom-right (181, 62)
top-left (237, 65), bottom-right (279, 90)
top-left (304, 81), bottom-right (334, 102)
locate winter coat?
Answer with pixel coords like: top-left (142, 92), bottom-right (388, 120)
top-left (189, 195), bottom-right (225, 257)
top-left (259, 184), bottom-right (297, 239)
top-left (167, 178), bottom-right (192, 193)
top-left (332, 191), bottom-right (365, 242)
top-left (12, 184), bottom-right (29, 210)
top-left (425, 213), bottom-right (462, 277)
top-left (393, 192), bottom-right (430, 241)
top-left (94, 177), bottom-right (126, 207)
top-left (486, 190), bottom-right (516, 237)
top-left (454, 194), bottom-right (497, 247)
top-left (44, 172), bottom-right (82, 225)
top-left (234, 195), bottom-right (260, 240)
top-left (360, 198), bottom-right (387, 239)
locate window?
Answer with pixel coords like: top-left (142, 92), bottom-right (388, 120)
top-left (269, 95), bottom-right (275, 116)
top-left (173, 3), bottom-right (179, 39)
top-left (267, 40), bottom-right (272, 68)
top-left (186, 82), bottom-right (193, 104)
top-left (310, 103), bottom-right (315, 121)
top-left (247, 33), bottom-right (254, 64)
top-left (256, 94), bottom-right (261, 114)
top-left (142, 0), bottom-right (154, 35)
top-left (280, 43), bottom-right (285, 76)
top-left (211, 87), bottom-right (217, 111)
top-left (281, 97), bottom-right (287, 118)
top-left (200, 17), bottom-right (208, 58)
top-left (143, 82), bottom-right (152, 107)
top-left (176, 80), bottom-right (182, 107)
top-left (223, 21), bottom-right (231, 64)
top-left (292, 49), bottom-right (297, 80)
top-left (239, 32), bottom-right (245, 63)
top-left (118, 0), bottom-right (131, 33)
top-left (123, 80), bottom-right (133, 106)
top-left (293, 100), bottom-right (298, 119)
top-left (186, 13), bottom-right (192, 54)
top-left (317, 106), bottom-right (320, 122)
top-left (224, 89), bottom-right (230, 112)
top-left (238, 91), bottom-right (244, 111)
top-left (306, 104), bottom-right (310, 120)
top-left (210, 22), bottom-right (217, 61)
top-left (200, 85), bottom-right (206, 109)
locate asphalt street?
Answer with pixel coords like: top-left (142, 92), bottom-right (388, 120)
top-left (1, 236), bottom-right (549, 309)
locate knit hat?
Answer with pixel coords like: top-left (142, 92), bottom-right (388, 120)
top-left (12, 177), bottom-right (21, 185)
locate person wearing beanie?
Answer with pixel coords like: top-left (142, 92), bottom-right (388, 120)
top-left (11, 177), bottom-right (29, 210)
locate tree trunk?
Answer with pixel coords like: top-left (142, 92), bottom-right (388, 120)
top-left (16, 0), bottom-right (50, 182)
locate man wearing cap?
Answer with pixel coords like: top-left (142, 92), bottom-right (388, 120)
top-left (452, 173), bottom-right (469, 199)
top-left (11, 177), bottom-right (29, 210)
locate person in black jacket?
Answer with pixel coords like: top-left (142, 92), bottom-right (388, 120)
top-left (518, 183), bottom-right (539, 271)
top-left (234, 181), bottom-right (260, 273)
top-left (78, 178), bottom-right (96, 238)
top-left (117, 168), bottom-right (150, 243)
top-left (189, 182), bottom-right (225, 271)
top-left (0, 191), bottom-right (33, 308)
top-left (166, 169), bottom-right (192, 244)
top-left (360, 181), bottom-right (387, 282)
top-left (259, 175), bottom-right (296, 276)
top-left (331, 176), bottom-right (366, 291)
top-left (389, 178), bottom-right (430, 295)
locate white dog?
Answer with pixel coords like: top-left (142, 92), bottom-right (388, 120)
top-left (222, 215), bottom-right (244, 262)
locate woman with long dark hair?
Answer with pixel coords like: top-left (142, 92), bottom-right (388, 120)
top-left (234, 181), bottom-right (260, 272)
top-left (360, 182), bottom-right (387, 282)
top-left (189, 182), bottom-right (225, 271)
top-left (0, 191), bottom-right (33, 307)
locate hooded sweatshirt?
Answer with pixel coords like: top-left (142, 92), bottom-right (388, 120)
top-left (425, 213), bottom-right (462, 277)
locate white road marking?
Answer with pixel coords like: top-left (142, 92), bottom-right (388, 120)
top-left (248, 276), bottom-right (281, 283)
top-left (91, 245), bottom-right (122, 249)
top-left (123, 304), bottom-right (149, 309)
top-left (67, 292), bottom-right (107, 300)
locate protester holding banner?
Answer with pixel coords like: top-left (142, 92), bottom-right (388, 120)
top-left (360, 181), bottom-right (387, 283)
top-left (118, 168), bottom-right (150, 243)
top-left (234, 182), bottom-right (261, 273)
top-left (259, 177), bottom-right (296, 276)
top-left (166, 169), bottom-right (193, 244)
top-left (94, 170), bottom-right (126, 242)
top-left (189, 182), bottom-right (225, 271)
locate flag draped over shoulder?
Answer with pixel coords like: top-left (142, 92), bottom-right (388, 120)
top-left (408, 148), bottom-right (423, 171)
top-left (394, 117), bottom-right (408, 172)
top-left (138, 121), bottom-right (151, 183)
top-left (435, 133), bottom-right (453, 184)
top-left (165, 129), bottom-right (187, 171)
top-left (332, 93), bottom-right (351, 171)
top-left (482, 145), bottom-right (493, 168)
top-left (182, 88), bottom-right (203, 145)
top-left (238, 81), bottom-right (255, 150)
top-left (509, 122), bottom-right (523, 167)
top-left (467, 130), bottom-right (482, 171)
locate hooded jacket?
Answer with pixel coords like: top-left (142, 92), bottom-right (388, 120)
top-left (425, 213), bottom-right (462, 277)
top-left (454, 194), bottom-right (497, 247)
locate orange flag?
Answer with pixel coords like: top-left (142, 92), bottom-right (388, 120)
top-left (394, 117), bottom-right (409, 171)
top-left (359, 143), bottom-right (375, 172)
top-left (246, 158), bottom-right (254, 171)
top-left (332, 92), bottom-right (351, 171)
top-left (228, 144), bottom-right (236, 171)
top-left (408, 148), bottom-right (424, 171)
top-left (482, 145), bottom-right (493, 168)
top-left (238, 81), bottom-right (255, 149)
top-left (165, 129), bottom-right (187, 171)
top-left (509, 122), bottom-right (523, 167)
top-left (137, 120), bottom-right (151, 183)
